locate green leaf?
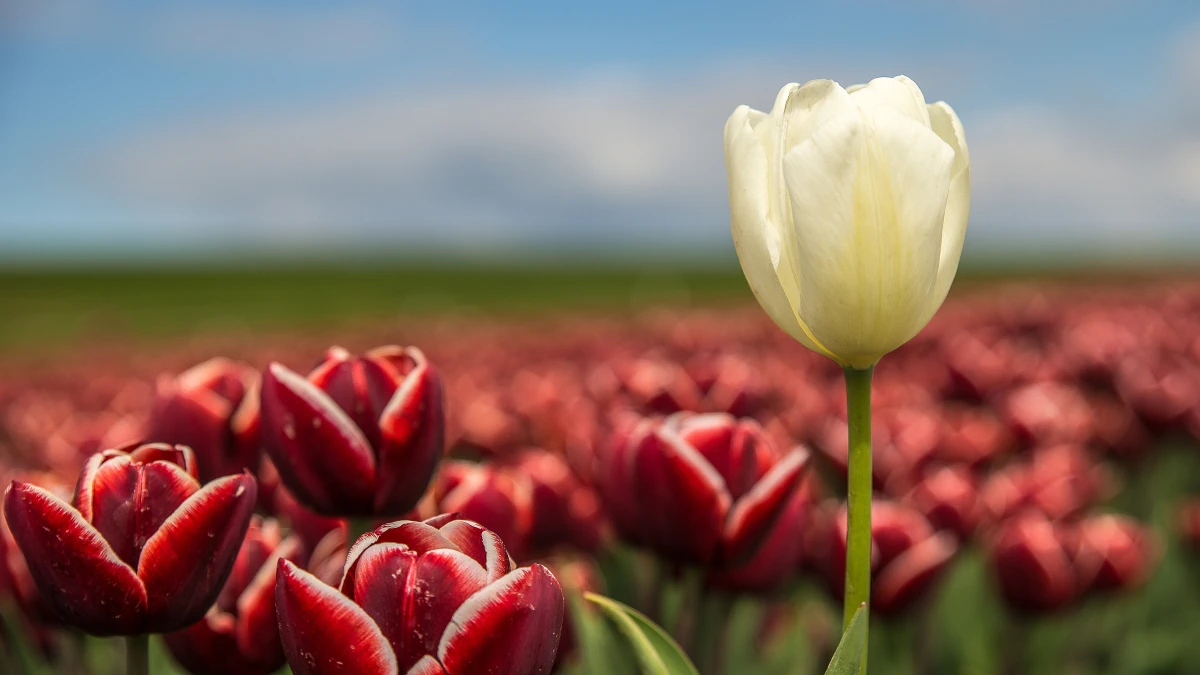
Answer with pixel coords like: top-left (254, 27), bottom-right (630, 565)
top-left (824, 604), bottom-right (869, 675)
top-left (584, 592), bottom-right (699, 675)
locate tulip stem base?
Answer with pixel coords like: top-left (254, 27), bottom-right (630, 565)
top-left (126, 634), bottom-right (149, 675)
top-left (843, 365), bottom-right (874, 673)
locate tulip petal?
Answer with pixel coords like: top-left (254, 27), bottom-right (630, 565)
top-left (375, 351), bottom-right (445, 515)
top-left (150, 382), bottom-right (235, 483)
top-left (406, 656), bottom-right (448, 675)
top-left (4, 482), bottom-right (148, 635)
top-left (261, 363), bottom-right (377, 515)
top-left (781, 104), bottom-right (954, 367)
top-left (342, 521), bottom-right (457, 592)
top-left (874, 533), bottom-right (957, 614)
top-left (438, 519), bottom-right (513, 583)
top-left (918, 100), bottom-right (970, 328)
top-left (139, 473), bottom-right (258, 632)
top-left (276, 559), bottom-right (399, 675)
top-left (438, 564), bottom-right (564, 675)
top-left (722, 448), bottom-right (810, 565)
top-left (86, 455), bottom-right (142, 566)
top-left (725, 100), bottom-right (826, 355)
top-left (848, 76), bottom-right (931, 128)
top-left (235, 536), bottom-right (302, 664)
top-left (355, 546), bottom-right (487, 672)
top-left (630, 428), bottom-right (731, 563)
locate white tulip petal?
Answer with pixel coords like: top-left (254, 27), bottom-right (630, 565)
top-left (848, 76), bottom-right (931, 129)
top-left (724, 104), bottom-right (824, 354)
top-left (781, 106), bottom-right (954, 367)
top-left (918, 101), bottom-right (971, 327)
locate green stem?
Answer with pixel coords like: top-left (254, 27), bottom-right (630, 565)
top-left (347, 517), bottom-right (377, 545)
top-left (843, 365), bottom-right (874, 672)
top-left (126, 634), bottom-right (149, 675)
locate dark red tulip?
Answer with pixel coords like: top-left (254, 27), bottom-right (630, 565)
top-left (260, 346), bottom-right (444, 517)
top-left (275, 516), bottom-right (565, 675)
top-left (904, 465), bottom-right (980, 539)
top-left (989, 513), bottom-right (1081, 613)
top-left (815, 501), bottom-right (956, 615)
top-left (596, 412), bottom-right (810, 565)
top-left (0, 471), bottom-right (72, 623)
top-left (3, 443), bottom-right (257, 635)
top-left (434, 460), bottom-right (534, 561)
top-left (1073, 514), bottom-right (1159, 594)
top-left (149, 357), bottom-right (262, 483)
top-left (165, 517), bottom-right (303, 675)
top-left (707, 475), bottom-right (817, 594)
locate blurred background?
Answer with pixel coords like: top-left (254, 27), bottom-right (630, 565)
top-left (1, 0), bottom-right (1198, 351)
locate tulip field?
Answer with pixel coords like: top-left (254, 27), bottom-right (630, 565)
top-left (1, 267), bottom-right (1200, 674)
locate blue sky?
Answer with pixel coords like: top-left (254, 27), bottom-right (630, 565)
top-left (2, 0), bottom-right (1199, 261)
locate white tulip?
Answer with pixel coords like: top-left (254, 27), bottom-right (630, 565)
top-left (725, 76), bottom-right (970, 369)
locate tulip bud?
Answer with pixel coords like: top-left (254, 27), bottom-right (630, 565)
top-left (815, 501), bottom-right (956, 615)
top-left (596, 412), bottom-right (810, 566)
top-left (988, 513), bottom-right (1081, 613)
top-left (164, 517), bottom-right (303, 675)
top-left (725, 77), bottom-right (969, 368)
top-left (1074, 514), bottom-right (1159, 594)
top-left (275, 516), bottom-right (565, 675)
top-left (3, 443), bottom-right (257, 635)
top-left (904, 465), bottom-right (980, 539)
top-left (260, 346), bottom-right (444, 517)
top-left (707, 475), bottom-right (817, 594)
top-left (149, 358), bottom-right (262, 482)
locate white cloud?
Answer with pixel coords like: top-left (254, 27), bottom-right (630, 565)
top-left (151, 6), bottom-right (401, 61)
top-left (79, 39), bottom-right (1200, 255)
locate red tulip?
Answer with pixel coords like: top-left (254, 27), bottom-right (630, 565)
top-left (707, 475), bottom-right (817, 594)
top-left (149, 358), bottom-right (262, 483)
top-left (435, 452), bottom-right (606, 560)
top-left (815, 501), bottom-right (956, 615)
top-left (2, 443), bottom-right (257, 635)
top-left (275, 516), bottom-right (565, 675)
top-left (165, 517), bottom-right (303, 675)
top-left (989, 513), bottom-right (1082, 613)
top-left (435, 461), bottom-right (534, 561)
top-left (596, 412), bottom-right (810, 565)
top-left (1073, 514), bottom-right (1159, 594)
top-left (260, 346), bottom-right (444, 517)
top-left (904, 466), bottom-right (980, 539)
top-left (1115, 353), bottom-right (1200, 431)
top-left (981, 444), bottom-right (1111, 525)
top-left (1000, 382), bottom-right (1093, 447)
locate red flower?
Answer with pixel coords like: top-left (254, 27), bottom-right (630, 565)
top-left (904, 465), bottom-right (980, 539)
top-left (149, 358), bottom-right (262, 482)
top-left (260, 346), bottom-right (444, 517)
top-left (706, 475), bottom-right (817, 594)
top-left (434, 451), bottom-right (606, 560)
top-left (988, 513), bottom-right (1082, 613)
top-left (3, 443), bottom-right (257, 635)
top-left (275, 516), bottom-right (564, 675)
top-left (814, 501), bottom-right (957, 615)
top-left (1073, 514), bottom-right (1159, 594)
top-left (165, 517), bottom-right (303, 675)
top-left (596, 412), bottom-right (810, 565)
